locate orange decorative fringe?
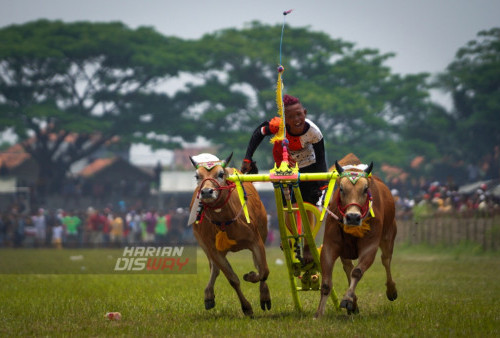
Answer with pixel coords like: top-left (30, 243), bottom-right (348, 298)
top-left (342, 219), bottom-right (371, 238)
top-left (215, 231), bottom-right (237, 251)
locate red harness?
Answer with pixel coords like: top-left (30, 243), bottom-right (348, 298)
top-left (336, 189), bottom-right (372, 219)
top-left (197, 178), bottom-right (236, 210)
top-left (196, 177), bottom-right (241, 230)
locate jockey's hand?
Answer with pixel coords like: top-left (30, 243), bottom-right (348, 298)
top-left (240, 160), bottom-right (252, 174)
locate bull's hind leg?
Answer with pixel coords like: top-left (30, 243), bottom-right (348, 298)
top-left (380, 221), bottom-right (398, 301)
top-left (212, 252), bottom-right (254, 317)
top-left (244, 241), bottom-right (271, 311)
top-left (204, 260), bottom-right (220, 310)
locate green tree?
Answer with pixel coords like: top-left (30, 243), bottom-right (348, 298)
top-left (182, 22), bottom-right (438, 171)
top-left (178, 22), bottom-right (349, 167)
top-left (0, 19), bottom-right (450, 197)
top-left (438, 28), bottom-right (500, 164)
top-left (0, 20), bottom-right (203, 194)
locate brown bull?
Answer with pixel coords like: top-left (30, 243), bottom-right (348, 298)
top-left (316, 153), bottom-right (397, 317)
top-left (189, 153), bottom-right (270, 317)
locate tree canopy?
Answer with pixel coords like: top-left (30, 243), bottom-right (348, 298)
top-left (0, 20), bottom-right (498, 197)
top-left (181, 22), bottom-right (440, 170)
top-left (438, 28), bottom-right (500, 163)
top-left (0, 20), bottom-right (204, 193)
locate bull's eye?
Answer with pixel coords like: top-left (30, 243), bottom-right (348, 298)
top-left (217, 170), bottom-right (225, 179)
top-left (363, 186), bottom-right (368, 194)
top-left (194, 173), bottom-right (200, 180)
top-left (339, 185), bottom-right (344, 194)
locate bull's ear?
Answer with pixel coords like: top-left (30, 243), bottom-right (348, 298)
top-left (364, 162), bottom-right (373, 175)
top-left (334, 160), bottom-right (344, 174)
top-left (222, 152), bottom-right (233, 168)
top-left (189, 156), bottom-right (198, 169)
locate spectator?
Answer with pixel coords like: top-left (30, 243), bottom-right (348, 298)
top-left (32, 208), bottom-right (47, 247)
top-left (155, 212), bottom-right (168, 244)
top-left (87, 208), bottom-right (109, 248)
top-left (102, 208), bottom-right (113, 247)
top-left (126, 209), bottom-right (143, 244)
top-left (167, 208), bottom-right (185, 244)
top-left (143, 210), bottom-right (157, 243)
top-left (110, 213), bottom-right (124, 247)
top-left (13, 213), bottom-right (26, 248)
top-left (52, 220), bottom-right (64, 249)
top-left (62, 210), bottom-right (81, 248)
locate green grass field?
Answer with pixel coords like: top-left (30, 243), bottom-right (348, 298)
top-left (1, 245), bottom-right (499, 336)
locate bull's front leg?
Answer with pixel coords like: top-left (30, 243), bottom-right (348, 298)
top-left (211, 251), bottom-right (254, 317)
top-left (196, 239), bottom-right (220, 311)
top-left (340, 257), bottom-right (354, 286)
top-left (315, 242), bottom-right (339, 318)
top-left (340, 245), bottom-right (378, 315)
top-left (204, 260), bottom-right (220, 310)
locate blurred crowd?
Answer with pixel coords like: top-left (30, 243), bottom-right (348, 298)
top-left (392, 180), bottom-right (500, 221)
top-left (2, 180), bottom-right (499, 249)
top-left (0, 203), bottom-right (195, 249)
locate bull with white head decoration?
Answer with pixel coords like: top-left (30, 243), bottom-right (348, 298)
top-left (334, 161), bottom-right (374, 229)
top-left (316, 153), bottom-right (398, 317)
top-left (188, 153), bottom-right (271, 317)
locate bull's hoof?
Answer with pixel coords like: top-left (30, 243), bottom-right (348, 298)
top-left (243, 271), bottom-right (258, 283)
top-left (340, 299), bottom-right (359, 315)
top-left (260, 299), bottom-right (272, 311)
top-left (386, 282), bottom-right (398, 301)
top-left (242, 305), bottom-right (254, 317)
top-left (387, 290), bottom-right (398, 301)
top-left (204, 298), bottom-right (215, 310)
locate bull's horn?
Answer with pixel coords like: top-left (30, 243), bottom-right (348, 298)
top-left (334, 160), bottom-right (344, 174)
top-left (222, 152), bottom-right (233, 168)
top-left (189, 156), bottom-right (198, 169)
top-left (364, 162), bottom-right (373, 175)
